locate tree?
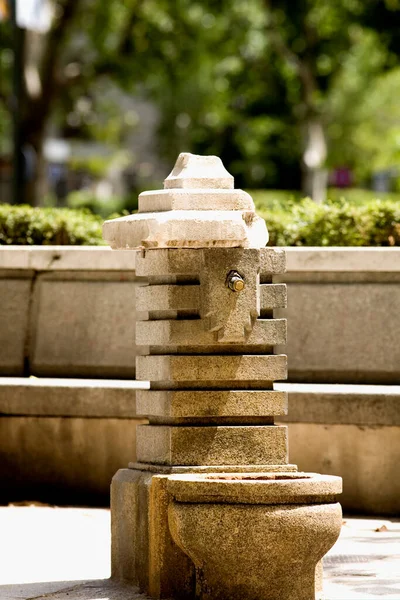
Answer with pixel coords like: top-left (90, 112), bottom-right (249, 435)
top-left (2, 0), bottom-right (285, 201)
top-left (142, 0), bottom-right (400, 196)
top-left (138, 0), bottom-right (303, 189)
top-left (1, 0), bottom-right (147, 204)
top-left (5, 0), bottom-right (84, 204)
top-left (261, 0), bottom-right (397, 201)
top-left (1, 0), bottom-right (400, 205)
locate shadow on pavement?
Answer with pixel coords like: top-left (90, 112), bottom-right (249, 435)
top-left (0, 579), bottom-right (149, 600)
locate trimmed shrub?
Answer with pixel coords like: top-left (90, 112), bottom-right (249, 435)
top-left (1, 196), bottom-right (399, 247)
top-left (0, 205), bottom-right (104, 245)
top-left (260, 198), bottom-right (400, 247)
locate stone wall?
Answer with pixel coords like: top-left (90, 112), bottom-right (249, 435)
top-left (275, 247), bottom-right (400, 384)
top-left (0, 377), bottom-right (147, 505)
top-left (0, 247), bottom-right (139, 378)
top-left (0, 247), bottom-right (145, 504)
top-left (275, 248), bottom-right (400, 514)
top-left (277, 383), bottom-right (400, 515)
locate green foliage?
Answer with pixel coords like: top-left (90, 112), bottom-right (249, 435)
top-left (252, 187), bottom-right (400, 211)
top-left (66, 187), bottom-right (139, 218)
top-left (260, 197), bottom-right (400, 247)
top-left (67, 190), bottom-right (127, 219)
top-left (349, 68), bottom-right (400, 178)
top-left (125, 0), bottom-right (400, 188)
top-left (0, 205), bottom-right (104, 245)
top-left (3, 0), bottom-right (400, 196)
top-left (1, 192), bottom-right (400, 247)
top-left (253, 188), bottom-right (400, 246)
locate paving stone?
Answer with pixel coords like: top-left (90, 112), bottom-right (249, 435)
top-left (1, 507), bottom-right (399, 600)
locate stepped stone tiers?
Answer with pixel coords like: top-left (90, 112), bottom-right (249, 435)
top-left (104, 154), bottom-right (341, 600)
top-left (133, 247), bottom-right (289, 469)
top-left (104, 153), bottom-right (268, 250)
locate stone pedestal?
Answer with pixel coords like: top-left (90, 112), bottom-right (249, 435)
top-left (104, 153), bottom-right (341, 600)
top-left (111, 244), bottom-right (293, 598)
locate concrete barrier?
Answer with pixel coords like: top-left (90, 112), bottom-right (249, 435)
top-left (277, 383), bottom-right (400, 515)
top-left (275, 248), bottom-right (400, 384)
top-left (0, 247), bottom-right (140, 378)
top-left (0, 377), bottom-right (147, 505)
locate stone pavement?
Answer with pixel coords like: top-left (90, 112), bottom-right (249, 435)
top-left (0, 506), bottom-right (398, 599)
top-left (323, 517), bottom-right (400, 599)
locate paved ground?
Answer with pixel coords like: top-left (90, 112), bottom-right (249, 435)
top-left (0, 506), bottom-right (399, 599)
top-left (324, 517), bottom-right (400, 599)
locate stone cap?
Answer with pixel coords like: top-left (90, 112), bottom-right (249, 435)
top-left (103, 153), bottom-right (269, 249)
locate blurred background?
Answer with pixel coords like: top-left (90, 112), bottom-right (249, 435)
top-left (1, 0), bottom-right (400, 220)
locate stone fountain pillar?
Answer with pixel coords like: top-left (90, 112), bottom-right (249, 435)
top-left (103, 153), bottom-right (342, 600)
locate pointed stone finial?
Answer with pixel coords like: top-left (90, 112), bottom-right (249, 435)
top-left (164, 153), bottom-right (234, 189)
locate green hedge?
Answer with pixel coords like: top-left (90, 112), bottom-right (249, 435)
top-left (0, 205), bottom-right (104, 245)
top-left (1, 198), bottom-right (400, 246)
top-left (259, 198), bottom-right (400, 246)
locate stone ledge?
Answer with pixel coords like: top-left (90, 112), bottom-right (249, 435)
top-left (0, 377), bottom-right (149, 417)
top-left (1, 246), bottom-right (398, 273)
top-left (2, 380), bottom-right (397, 424)
top-left (0, 246), bottom-right (138, 271)
top-left (284, 247), bottom-right (400, 272)
top-left (276, 383), bottom-right (400, 425)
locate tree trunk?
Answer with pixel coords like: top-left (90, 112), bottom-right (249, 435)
top-left (302, 119), bottom-right (328, 203)
top-left (21, 126), bottom-right (47, 206)
top-left (17, 0), bottom-right (82, 205)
